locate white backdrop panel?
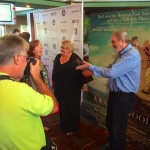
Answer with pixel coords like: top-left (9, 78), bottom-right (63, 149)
top-left (33, 4), bottom-right (83, 82)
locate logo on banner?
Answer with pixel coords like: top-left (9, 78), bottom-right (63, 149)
top-left (61, 29), bottom-right (67, 33)
top-left (62, 9), bottom-right (66, 16)
top-left (43, 21), bottom-right (47, 24)
top-left (74, 28), bottom-right (77, 35)
top-left (72, 10), bottom-right (80, 13)
top-left (60, 21), bottom-right (67, 23)
top-left (44, 28), bottom-right (47, 33)
top-left (45, 50), bottom-right (48, 55)
top-left (52, 19), bottom-right (56, 25)
top-left (74, 39), bottom-right (80, 42)
top-left (51, 12), bottom-right (56, 16)
top-left (52, 37), bottom-right (57, 40)
top-left (72, 19), bottom-right (79, 23)
top-left (53, 44), bottom-right (56, 49)
top-left (44, 44), bottom-right (48, 47)
top-left (62, 37), bottom-right (66, 41)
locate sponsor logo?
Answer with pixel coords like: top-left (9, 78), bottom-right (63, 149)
top-left (74, 28), bottom-right (77, 35)
top-left (61, 29), bottom-right (67, 33)
top-left (52, 37), bottom-right (57, 40)
top-left (44, 28), bottom-right (47, 33)
top-left (60, 21), bottom-right (67, 23)
top-left (43, 21), bottom-right (47, 24)
top-left (72, 10), bottom-right (80, 13)
top-left (51, 12), bottom-right (56, 16)
top-left (62, 9), bottom-right (66, 16)
top-left (52, 19), bottom-right (56, 25)
top-left (74, 39), bottom-right (80, 42)
top-left (44, 44), bottom-right (48, 47)
top-left (62, 37), bottom-right (66, 41)
top-left (72, 19), bottom-right (79, 23)
top-left (53, 44), bottom-right (56, 49)
top-left (45, 50), bottom-right (48, 55)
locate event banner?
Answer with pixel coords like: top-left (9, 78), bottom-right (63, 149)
top-left (81, 8), bottom-right (150, 149)
top-left (33, 4), bottom-right (83, 81)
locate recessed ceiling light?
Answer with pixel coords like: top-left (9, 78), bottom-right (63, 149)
top-left (26, 4), bottom-right (30, 8)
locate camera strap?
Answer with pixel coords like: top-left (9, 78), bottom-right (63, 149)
top-left (0, 75), bottom-right (16, 81)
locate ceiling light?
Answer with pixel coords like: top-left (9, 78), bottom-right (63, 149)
top-left (15, 7), bottom-right (33, 11)
top-left (26, 4), bottom-right (30, 8)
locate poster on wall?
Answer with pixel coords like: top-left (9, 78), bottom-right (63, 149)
top-left (81, 8), bottom-right (150, 149)
top-left (33, 4), bottom-right (83, 82)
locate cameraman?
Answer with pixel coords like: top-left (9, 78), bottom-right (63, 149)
top-left (0, 35), bottom-right (59, 149)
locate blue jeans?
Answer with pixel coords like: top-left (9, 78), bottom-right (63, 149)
top-left (106, 91), bottom-right (135, 150)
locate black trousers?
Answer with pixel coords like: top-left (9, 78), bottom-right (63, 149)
top-left (106, 91), bottom-right (135, 150)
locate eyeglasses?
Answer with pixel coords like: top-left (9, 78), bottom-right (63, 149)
top-left (61, 46), bottom-right (67, 49)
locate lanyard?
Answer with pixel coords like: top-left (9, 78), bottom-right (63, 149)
top-left (0, 75), bottom-right (16, 81)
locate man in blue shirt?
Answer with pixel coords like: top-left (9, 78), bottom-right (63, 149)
top-left (76, 30), bottom-right (141, 150)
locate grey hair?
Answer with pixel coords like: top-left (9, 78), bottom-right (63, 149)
top-left (0, 34), bottom-right (29, 66)
top-left (112, 30), bottom-right (129, 44)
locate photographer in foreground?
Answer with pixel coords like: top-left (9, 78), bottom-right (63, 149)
top-left (0, 35), bottom-right (59, 150)
top-left (76, 30), bottom-right (141, 150)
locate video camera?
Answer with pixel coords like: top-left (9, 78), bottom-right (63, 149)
top-left (20, 57), bottom-right (36, 83)
top-left (28, 57), bottom-right (36, 65)
top-left (23, 57), bottom-right (36, 76)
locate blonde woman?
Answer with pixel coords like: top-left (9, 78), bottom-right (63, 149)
top-left (52, 40), bottom-right (87, 135)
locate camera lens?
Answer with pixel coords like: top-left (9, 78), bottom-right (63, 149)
top-left (29, 57), bottom-right (36, 65)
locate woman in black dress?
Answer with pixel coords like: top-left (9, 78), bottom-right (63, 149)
top-left (52, 40), bottom-right (85, 135)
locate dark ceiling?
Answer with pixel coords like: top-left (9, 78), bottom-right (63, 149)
top-left (0, 0), bottom-right (150, 16)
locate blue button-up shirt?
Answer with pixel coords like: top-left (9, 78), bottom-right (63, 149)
top-left (89, 44), bottom-right (141, 93)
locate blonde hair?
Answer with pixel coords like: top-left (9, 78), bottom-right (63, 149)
top-left (61, 40), bottom-right (74, 52)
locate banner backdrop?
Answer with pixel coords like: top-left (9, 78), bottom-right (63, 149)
top-left (33, 4), bottom-right (83, 82)
top-left (81, 8), bottom-right (150, 149)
